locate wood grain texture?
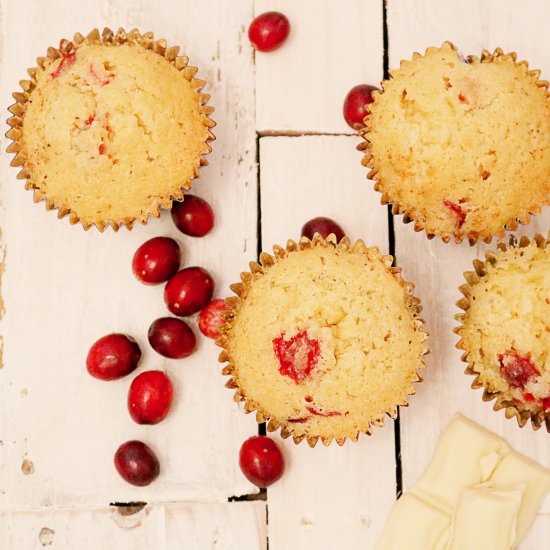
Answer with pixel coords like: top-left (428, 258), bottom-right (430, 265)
top-left (0, 502), bottom-right (266, 549)
top-left (387, 1), bottom-right (550, 547)
top-left (255, 0), bottom-right (383, 134)
top-left (259, 136), bottom-right (395, 550)
top-left (0, 0), bottom-right (258, 506)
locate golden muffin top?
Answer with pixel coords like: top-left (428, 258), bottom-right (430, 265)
top-left (222, 238), bottom-right (427, 443)
top-left (20, 39), bottom-right (212, 229)
top-left (459, 239), bottom-right (550, 414)
top-left (362, 43), bottom-right (550, 243)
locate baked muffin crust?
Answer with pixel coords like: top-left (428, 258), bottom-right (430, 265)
top-left (361, 43), bottom-right (550, 242)
top-left (457, 235), bottom-right (550, 429)
top-left (220, 237), bottom-right (428, 444)
top-left (16, 32), bottom-right (212, 229)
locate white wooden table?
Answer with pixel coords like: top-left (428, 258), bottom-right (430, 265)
top-left (0, 1), bottom-right (548, 548)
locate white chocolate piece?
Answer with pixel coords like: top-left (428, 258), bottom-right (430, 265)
top-left (375, 414), bottom-right (550, 550)
top-left (374, 494), bottom-right (450, 550)
top-left (415, 414), bottom-right (510, 511)
top-left (447, 486), bottom-right (522, 549)
top-left (491, 452), bottom-right (550, 543)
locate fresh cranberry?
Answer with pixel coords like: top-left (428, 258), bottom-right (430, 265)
top-left (343, 84), bottom-right (378, 130)
top-left (239, 436), bottom-right (285, 488)
top-left (148, 317), bottom-right (196, 359)
top-left (114, 440), bottom-right (160, 486)
top-left (301, 217), bottom-right (345, 241)
top-left (273, 330), bottom-right (321, 384)
top-left (171, 195), bottom-right (214, 237)
top-left (248, 12), bottom-right (290, 52)
top-left (132, 237), bottom-right (180, 285)
top-left (164, 267), bottom-right (214, 316)
top-left (199, 299), bottom-right (231, 339)
top-left (86, 334), bottom-right (141, 381)
top-left (128, 370), bottom-right (173, 425)
top-left (498, 351), bottom-right (540, 389)
top-left (542, 397), bottom-right (550, 410)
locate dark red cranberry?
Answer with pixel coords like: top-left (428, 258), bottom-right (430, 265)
top-left (164, 267), bottom-right (214, 316)
top-left (132, 237), bottom-right (181, 285)
top-left (301, 217), bottom-right (345, 241)
top-left (498, 351), bottom-right (540, 389)
top-left (199, 299), bottom-right (230, 339)
top-left (114, 440), bottom-right (160, 486)
top-left (248, 12), bottom-right (290, 52)
top-left (171, 195), bottom-right (214, 237)
top-left (86, 334), bottom-right (141, 381)
top-left (148, 317), bottom-right (196, 359)
top-left (128, 370), bottom-right (173, 425)
top-left (239, 436), bottom-right (285, 488)
top-left (343, 84), bottom-right (379, 130)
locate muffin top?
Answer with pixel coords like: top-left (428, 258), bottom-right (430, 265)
top-left (20, 37), bottom-right (212, 229)
top-left (459, 239), bottom-right (550, 415)
top-left (222, 238), bottom-right (427, 443)
top-left (362, 42), bottom-right (550, 242)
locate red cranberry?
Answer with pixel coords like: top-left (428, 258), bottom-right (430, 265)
top-left (148, 317), bottom-right (196, 359)
top-left (171, 195), bottom-right (214, 237)
top-left (86, 334), bottom-right (141, 381)
top-left (498, 351), bottom-right (540, 389)
top-left (248, 12), bottom-right (290, 52)
top-left (128, 370), bottom-right (173, 425)
top-left (301, 217), bottom-right (345, 241)
top-left (199, 299), bottom-right (231, 339)
top-left (164, 267), bottom-right (214, 316)
top-left (132, 237), bottom-right (181, 285)
top-left (239, 436), bottom-right (285, 488)
top-left (343, 84), bottom-right (379, 130)
top-left (273, 330), bottom-right (321, 384)
top-left (114, 440), bottom-right (160, 486)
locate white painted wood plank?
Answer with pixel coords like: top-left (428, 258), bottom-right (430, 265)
top-left (260, 136), bottom-right (395, 550)
top-left (0, 0), bottom-right (258, 506)
top-left (255, 0), bottom-right (383, 134)
top-left (164, 502), bottom-right (267, 550)
top-left (0, 501), bottom-right (266, 550)
top-left (388, 1), bottom-right (550, 547)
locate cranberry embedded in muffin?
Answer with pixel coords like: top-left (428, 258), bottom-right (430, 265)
top-left (218, 235), bottom-right (428, 446)
top-left (456, 234), bottom-right (550, 430)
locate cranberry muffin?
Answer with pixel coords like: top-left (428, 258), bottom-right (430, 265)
top-left (456, 233), bottom-right (550, 431)
top-left (217, 235), bottom-right (428, 446)
top-left (358, 42), bottom-right (549, 244)
top-left (7, 28), bottom-right (214, 230)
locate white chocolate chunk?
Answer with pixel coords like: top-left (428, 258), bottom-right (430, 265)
top-left (374, 494), bottom-right (450, 550)
top-left (490, 452), bottom-right (550, 543)
top-left (447, 486), bottom-right (523, 549)
top-left (375, 414), bottom-right (550, 550)
top-left (415, 414), bottom-right (510, 511)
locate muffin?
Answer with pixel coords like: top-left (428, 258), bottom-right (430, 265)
top-left (456, 233), bottom-right (550, 431)
top-left (6, 28), bottom-right (214, 230)
top-left (217, 235), bottom-right (428, 446)
top-left (358, 42), bottom-right (550, 244)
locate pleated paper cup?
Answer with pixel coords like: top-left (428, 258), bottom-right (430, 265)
top-left (455, 233), bottom-right (550, 432)
top-left (358, 42), bottom-right (549, 245)
top-left (216, 234), bottom-right (429, 447)
top-left (6, 27), bottom-right (215, 231)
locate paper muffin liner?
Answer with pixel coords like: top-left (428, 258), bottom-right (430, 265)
top-left (357, 41), bottom-right (549, 245)
top-left (455, 233), bottom-right (550, 431)
top-left (216, 234), bottom-right (429, 447)
top-left (6, 27), bottom-right (216, 231)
